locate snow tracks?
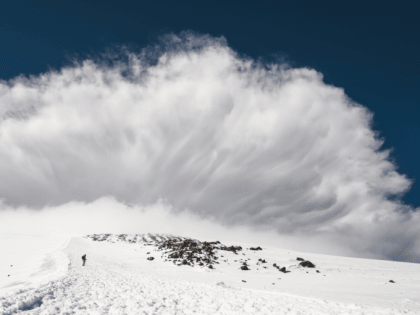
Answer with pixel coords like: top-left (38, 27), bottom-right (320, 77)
top-left (0, 237), bottom-right (413, 315)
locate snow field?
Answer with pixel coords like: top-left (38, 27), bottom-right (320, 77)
top-left (0, 234), bottom-right (73, 297)
top-left (1, 235), bottom-right (419, 314)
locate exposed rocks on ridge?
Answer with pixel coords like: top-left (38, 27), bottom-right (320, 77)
top-left (85, 234), bottom-right (323, 277)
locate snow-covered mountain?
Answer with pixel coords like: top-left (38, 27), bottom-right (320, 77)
top-left (1, 234), bottom-right (419, 314)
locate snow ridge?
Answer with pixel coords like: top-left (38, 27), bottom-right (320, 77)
top-left (84, 233), bottom-right (315, 274)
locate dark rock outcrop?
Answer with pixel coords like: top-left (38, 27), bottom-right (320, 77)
top-left (155, 238), bottom-right (242, 269)
top-left (299, 260), bottom-right (315, 268)
top-left (86, 234), bottom-right (324, 275)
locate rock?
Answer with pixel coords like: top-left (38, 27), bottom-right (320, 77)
top-left (296, 257), bottom-right (304, 261)
top-left (101, 235), bottom-right (247, 269)
top-left (147, 257), bottom-right (154, 260)
top-left (250, 246), bottom-right (262, 251)
top-left (389, 280), bottom-right (395, 283)
top-left (279, 267), bottom-right (286, 273)
top-left (241, 265), bottom-right (250, 270)
top-left (316, 270), bottom-right (320, 273)
top-left (242, 280), bottom-right (246, 282)
top-left (273, 263), bottom-right (277, 267)
top-left (220, 245), bottom-right (242, 254)
top-left (169, 253), bottom-right (180, 259)
top-left (299, 260), bottom-right (315, 268)
top-left (208, 265), bottom-right (213, 269)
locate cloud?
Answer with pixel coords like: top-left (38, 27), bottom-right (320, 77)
top-left (0, 196), bottom-right (366, 259)
top-left (0, 32), bottom-right (419, 262)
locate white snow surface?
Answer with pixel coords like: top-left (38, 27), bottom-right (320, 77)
top-left (1, 233), bottom-right (420, 314)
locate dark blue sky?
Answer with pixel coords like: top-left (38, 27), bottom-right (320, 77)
top-left (1, 0), bottom-right (418, 209)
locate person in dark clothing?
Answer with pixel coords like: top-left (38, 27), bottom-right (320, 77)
top-left (82, 254), bottom-right (86, 266)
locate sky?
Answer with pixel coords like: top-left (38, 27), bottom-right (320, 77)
top-left (0, 0), bottom-right (419, 263)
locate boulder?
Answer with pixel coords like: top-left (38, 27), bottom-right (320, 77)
top-left (250, 247), bottom-right (262, 251)
top-left (147, 257), bottom-right (154, 261)
top-left (279, 267), bottom-right (286, 273)
top-left (241, 265), bottom-right (250, 270)
top-left (299, 260), bottom-right (315, 268)
top-left (296, 257), bottom-right (304, 261)
top-left (170, 252), bottom-right (179, 259)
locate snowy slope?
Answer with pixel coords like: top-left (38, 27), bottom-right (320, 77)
top-left (0, 234), bottom-right (72, 297)
top-left (1, 234), bottom-right (419, 314)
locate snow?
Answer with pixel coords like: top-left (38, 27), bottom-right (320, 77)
top-left (1, 233), bottom-right (419, 314)
top-left (0, 233), bottom-right (72, 297)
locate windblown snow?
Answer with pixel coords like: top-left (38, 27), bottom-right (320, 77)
top-left (1, 234), bottom-right (419, 314)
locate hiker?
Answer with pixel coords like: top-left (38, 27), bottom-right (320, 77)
top-left (82, 254), bottom-right (86, 266)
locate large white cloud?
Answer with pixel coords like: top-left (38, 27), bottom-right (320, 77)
top-left (0, 32), bottom-right (419, 262)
